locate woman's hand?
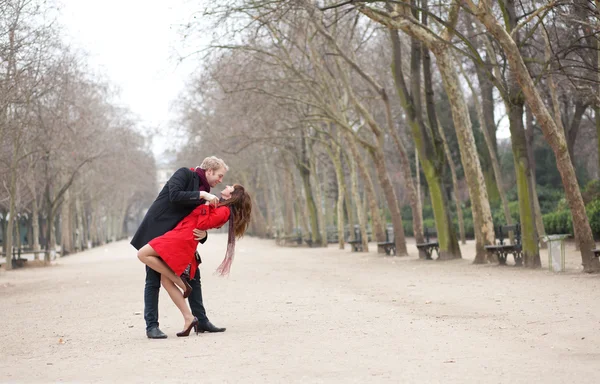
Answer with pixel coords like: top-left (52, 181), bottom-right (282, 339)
top-left (193, 229), bottom-right (207, 241)
top-left (199, 191), bottom-right (219, 207)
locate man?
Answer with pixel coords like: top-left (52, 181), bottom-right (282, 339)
top-left (131, 156), bottom-right (228, 339)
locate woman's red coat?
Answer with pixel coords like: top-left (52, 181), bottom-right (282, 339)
top-left (149, 204), bottom-right (230, 278)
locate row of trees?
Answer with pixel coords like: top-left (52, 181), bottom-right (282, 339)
top-left (174, 0), bottom-right (600, 271)
top-left (0, 0), bottom-right (157, 269)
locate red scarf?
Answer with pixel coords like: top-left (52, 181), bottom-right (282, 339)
top-left (191, 167), bottom-right (211, 193)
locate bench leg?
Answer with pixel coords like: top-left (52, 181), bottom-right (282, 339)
top-left (513, 251), bottom-right (523, 267)
top-left (497, 251), bottom-right (507, 265)
top-left (351, 244), bottom-right (363, 252)
top-left (418, 248), bottom-right (431, 260)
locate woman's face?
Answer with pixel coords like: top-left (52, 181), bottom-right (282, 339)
top-left (221, 185), bottom-right (235, 200)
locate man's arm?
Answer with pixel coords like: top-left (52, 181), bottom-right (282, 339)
top-left (167, 168), bottom-right (203, 205)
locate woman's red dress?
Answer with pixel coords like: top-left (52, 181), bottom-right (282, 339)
top-left (148, 204), bottom-right (230, 278)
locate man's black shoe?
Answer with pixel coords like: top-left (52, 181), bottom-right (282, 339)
top-left (196, 321), bottom-right (226, 333)
top-left (146, 327), bottom-right (168, 339)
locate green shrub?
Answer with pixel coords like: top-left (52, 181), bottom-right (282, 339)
top-left (543, 210), bottom-right (573, 235)
top-left (582, 180), bottom-right (600, 205)
top-left (586, 199), bottom-right (600, 239)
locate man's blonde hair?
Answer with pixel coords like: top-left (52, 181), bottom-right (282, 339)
top-left (200, 156), bottom-right (229, 172)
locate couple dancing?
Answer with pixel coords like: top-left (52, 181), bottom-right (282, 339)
top-left (131, 156), bottom-right (252, 338)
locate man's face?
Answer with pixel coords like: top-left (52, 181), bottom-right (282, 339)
top-left (206, 167), bottom-right (226, 187)
top-left (221, 185), bottom-right (234, 200)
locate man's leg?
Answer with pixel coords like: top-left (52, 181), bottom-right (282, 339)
top-left (187, 266), bottom-right (226, 333)
top-left (144, 266), bottom-right (167, 338)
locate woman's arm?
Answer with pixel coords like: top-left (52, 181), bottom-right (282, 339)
top-left (196, 205), bottom-right (231, 230)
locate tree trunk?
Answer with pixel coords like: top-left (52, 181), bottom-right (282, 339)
top-left (32, 193), bottom-right (41, 258)
top-left (298, 137), bottom-right (321, 245)
top-left (564, 102), bottom-right (588, 161)
top-left (5, 157), bottom-right (18, 270)
top-left (434, 49), bottom-right (494, 262)
top-left (45, 205), bottom-right (57, 263)
top-left (467, 0), bottom-right (598, 271)
top-left (328, 130), bottom-right (346, 249)
top-left (344, 132), bottom-right (386, 245)
top-left (350, 150), bottom-right (368, 252)
top-left (415, 151), bottom-right (423, 235)
top-left (460, 64), bottom-right (513, 234)
top-left (245, 172), bottom-right (267, 237)
top-left (502, 0), bottom-right (540, 267)
top-left (61, 189), bottom-right (73, 255)
top-left (597, 107), bottom-right (600, 178)
top-left (366, 146), bottom-right (407, 255)
top-left (262, 151), bottom-right (276, 237)
top-left (421, 34), bottom-right (461, 259)
top-left (389, 30), bottom-right (459, 258)
top-left (474, 59), bottom-right (500, 202)
top-left (75, 197), bottom-right (85, 250)
top-left (596, 1), bottom-right (600, 178)
top-left (310, 155), bottom-right (327, 247)
top-left (525, 107), bottom-right (546, 248)
top-left (282, 159), bottom-right (295, 236)
top-left (508, 100), bottom-right (540, 267)
top-left (437, 118), bottom-right (466, 244)
top-left (386, 106), bottom-right (424, 244)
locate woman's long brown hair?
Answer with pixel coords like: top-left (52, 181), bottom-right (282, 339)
top-left (214, 184), bottom-right (252, 276)
top-left (219, 184), bottom-right (252, 239)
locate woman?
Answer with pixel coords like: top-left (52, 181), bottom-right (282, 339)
top-left (137, 184), bottom-right (252, 337)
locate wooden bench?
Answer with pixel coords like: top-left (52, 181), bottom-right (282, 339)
top-left (485, 224), bottom-right (523, 266)
top-left (593, 248), bottom-right (600, 258)
top-left (275, 228), bottom-right (304, 247)
top-left (347, 225), bottom-right (363, 252)
top-left (416, 227), bottom-right (439, 260)
top-left (377, 225), bottom-right (395, 255)
top-left (0, 247), bottom-right (37, 268)
top-left (326, 226), bottom-right (339, 244)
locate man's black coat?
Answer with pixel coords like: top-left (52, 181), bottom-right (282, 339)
top-left (130, 167), bottom-right (209, 250)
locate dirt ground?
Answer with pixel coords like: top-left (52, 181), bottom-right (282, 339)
top-left (1, 235), bottom-right (600, 383)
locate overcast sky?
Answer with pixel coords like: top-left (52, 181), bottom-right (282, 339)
top-left (59, 0), bottom-right (208, 157)
top-left (58, 0), bottom-right (509, 156)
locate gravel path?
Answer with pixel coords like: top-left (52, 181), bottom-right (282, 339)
top-left (1, 235), bottom-right (600, 383)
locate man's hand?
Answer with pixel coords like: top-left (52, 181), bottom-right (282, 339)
top-left (199, 191), bottom-right (219, 207)
top-left (193, 229), bottom-right (207, 241)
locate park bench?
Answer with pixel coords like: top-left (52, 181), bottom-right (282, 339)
top-left (326, 226), bottom-right (339, 244)
top-left (0, 248), bottom-right (27, 268)
top-left (416, 227), bottom-right (439, 260)
top-left (347, 225), bottom-right (363, 252)
top-left (276, 228), bottom-right (304, 247)
top-left (377, 225), bottom-right (395, 255)
top-left (285, 233), bottom-right (303, 246)
top-left (304, 237), bottom-right (314, 247)
top-left (485, 223), bottom-right (523, 266)
top-left (0, 247), bottom-right (48, 268)
top-left (593, 248), bottom-right (600, 258)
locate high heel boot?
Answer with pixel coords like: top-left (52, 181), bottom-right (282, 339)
top-left (177, 317), bottom-right (199, 337)
top-left (182, 278), bottom-right (193, 299)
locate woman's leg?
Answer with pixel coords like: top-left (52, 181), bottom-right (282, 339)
top-left (138, 244), bottom-right (186, 291)
top-left (161, 275), bottom-right (197, 329)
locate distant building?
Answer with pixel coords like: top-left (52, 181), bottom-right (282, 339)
top-left (156, 167), bottom-right (175, 193)
top-left (155, 151), bottom-right (177, 194)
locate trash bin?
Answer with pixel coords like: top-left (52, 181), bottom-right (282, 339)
top-left (543, 234), bottom-right (570, 272)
